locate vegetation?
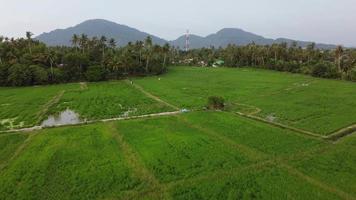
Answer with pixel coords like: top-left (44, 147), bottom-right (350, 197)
top-left (207, 96), bottom-right (225, 110)
top-left (50, 81), bottom-right (174, 120)
top-left (135, 67), bottom-right (356, 135)
top-left (1, 113), bottom-right (354, 199)
top-left (1, 33), bottom-right (356, 87)
top-left (0, 54), bottom-right (355, 199)
top-left (0, 34), bottom-right (170, 86)
top-left (179, 43), bottom-right (356, 81)
top-left (0, 134), bottom-right (28, 166)
top-left (0, 81), bottom-right (173, 131)
top-left (0, 125), bottom-right (143, 200)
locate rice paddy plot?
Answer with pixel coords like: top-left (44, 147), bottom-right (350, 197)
top-left (50, 81), bottom-right (175, 121)
top-left (114, 116), bottom-right (258, 183)
top-left (292, 134), bottom-right (356, 196)
top-left (135, 66), bottom-right (356, 135)
top-left (0, 134), bottom-right (28, 167)
top-left (180, 111), bottom-right (325, 157)
top-left (170, 163), bottom-right (342, 200)
top-left (0, 124), bottom-right (145, 200)
top-left (0, 84), bottom-right (77, 131)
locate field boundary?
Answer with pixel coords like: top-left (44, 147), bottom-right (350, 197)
top-left (280, 163), bottom-right (356, 200)
top-left (0, 111), bottom-right (182, 134)
top-left (108, 124), bottom-right (171, 199)
top-left (34, 90), bottom-right (65, 125)
top-left (326, 124), bottom-right (356, 141)
top-left (234, 111), bottom-right (323, 139)
top-left (125, 80), bottom-right (180, 110)
top-left (178, 115), bottom-right (268, 160)
top-left (0, 132), bottom-right (37, 171)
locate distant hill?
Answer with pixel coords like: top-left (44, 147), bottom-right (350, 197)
top-left (171, 28), bottom-right (336, 49)
top-left (36, 19), bottom-right (337, 49)
top-left (36, 19), bottom-right (167, 46)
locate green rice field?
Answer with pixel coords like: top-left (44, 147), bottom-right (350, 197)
top-left (0, 66), bottom-right (355, 199)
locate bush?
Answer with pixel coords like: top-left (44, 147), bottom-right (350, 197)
top-left (29, 65), bottom-right (48, 85)
top-left (311, 62), bottom-right (339, 79)
top-left (207, 96), bottom-right (225, 110)
top-left (85, 65), bottom-right (107, 82)
top-left (7, 64), bottom-right (31, 86)
top-left (350, 67), bottom-right (356, 82)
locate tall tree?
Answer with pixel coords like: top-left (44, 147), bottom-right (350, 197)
top-left (26, 31), bottom-right (34, 54)
top-left (144, 36), bottom-right (153, 73)
top-left (71, 34), bottom-right (79, 52)
top-left (335, 45), bottom-right (344, 73)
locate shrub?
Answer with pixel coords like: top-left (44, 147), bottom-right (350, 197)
top-left (311, 61), bottom-right (339, 79)
top-left (207, 96), bottom-right (225, 110)
top-left (29, 65), bottom-right (48, 85)
top-left (350, 67), bottom-right (356, 82)
top-left (85, 65), bottom-right (107, 82)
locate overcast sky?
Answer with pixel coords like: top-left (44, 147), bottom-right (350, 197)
top-left (1, 0), bottom-right (355, 46)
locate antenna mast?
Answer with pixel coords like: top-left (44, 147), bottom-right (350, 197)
top-left (185, 29), bottom-right (190, 51)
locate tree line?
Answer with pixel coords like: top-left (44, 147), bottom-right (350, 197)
top-left (180, 42), bottom-right (356, 81)
top-left (0, 33), bottom-right (171, 86)
top-left (0, 33), bottom-right (356, 87)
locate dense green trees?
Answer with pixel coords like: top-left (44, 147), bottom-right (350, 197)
top-left (0, 32), bottom-right (355, 87)
top-left (180, 43), bottom-right (356, 81)
top-left (0, 33), bottom-right (172, 86)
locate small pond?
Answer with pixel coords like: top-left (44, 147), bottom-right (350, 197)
top-left (41, 109), bottom-right (82, 127)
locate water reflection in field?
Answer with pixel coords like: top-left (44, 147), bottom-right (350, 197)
top-left (41, 109), bottom-right (82, 127)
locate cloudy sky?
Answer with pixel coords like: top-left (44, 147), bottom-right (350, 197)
top-left (1, 0), bottom-right (355, 46)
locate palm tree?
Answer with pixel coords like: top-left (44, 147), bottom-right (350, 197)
top-left (335, 45), bottom-right (344, 73)
top-left (109, 38), bottom-right (116, 49)
top-left (26, 31), bottom-right (34, 54)
top-left (100, 36), bottom-right (107, 60)
top-left (144, 36), bottom-right (153, 73)
top-left (79, 34), bottom-right (88, 53)
top-left (71, 34), bottom-right (79, 52)
top-left (162, 43), bottom-right (170, 67)
top-left (44, 50), bottom-right (56, 80)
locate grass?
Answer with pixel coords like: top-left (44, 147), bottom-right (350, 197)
top-left (0, 66), bottom-right (356, 199)
top-left (114, 116), bottom-right (255, 182)
top-left (170, 163), bottom-right (341, 200)
top-left (180, 111), bottom-right (324, 157)
top-left (135, 67), bottom-right (356, 135)
top-left (0, 134), bottom-right (28, 166)
top-left (0, 124), bottom-right (144, 200)
top-left (0, 84), bottom-right (77, 130)
top-left (49, 81), bottom-right (174, 120)
top-left (292, 134), bottom-right (356, 196)
top-left (0, 81), bottom-right (173, 131)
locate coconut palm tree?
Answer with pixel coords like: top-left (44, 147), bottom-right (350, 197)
top-left (144, 36), bottom-right (153, 73)
top-left (26, 31), bottom-right (34, 54)
top-left (335, 45), bottom-right (344, 73)
top-left (71, 34), bottom-right (79, 52)
top-left (79, 34), bottom-right (88, 53)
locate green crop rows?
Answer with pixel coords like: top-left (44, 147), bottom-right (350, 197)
top-left (0, 66), bottom-right (355, 199)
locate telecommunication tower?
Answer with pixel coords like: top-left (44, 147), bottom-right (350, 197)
top-left (185, 29), bottom-right (190, 51)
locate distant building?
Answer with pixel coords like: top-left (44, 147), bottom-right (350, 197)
top-left (212, 60), bottom-right (224, 67)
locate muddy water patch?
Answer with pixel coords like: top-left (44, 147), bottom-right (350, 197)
top-left (41, 109), bottom-right (83, 127)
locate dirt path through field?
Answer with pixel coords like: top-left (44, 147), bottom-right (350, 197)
top-left (79, 82), bottom-right (88, 90)
top-left (0, 132), bottom-right (37, 172)
top-left (108, 123), bottom-right (172, 200)
top-left (0, 111), bottom-right (182, 134)
top-left (125, 80), bottom-right (179, 110)
top-left (280, 163), bottom-right (355, 200)
top-left (177, 115), bottom-right (267, 160)
top-left (35, 90), bottom-right (65, 125)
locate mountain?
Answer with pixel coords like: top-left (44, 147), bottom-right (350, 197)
top-left (36, 19), bottom-right (167, 46)
top-left (171, 28), bottom-right (336, 49)
top-left (36, 19), bottom-right (337, 49)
